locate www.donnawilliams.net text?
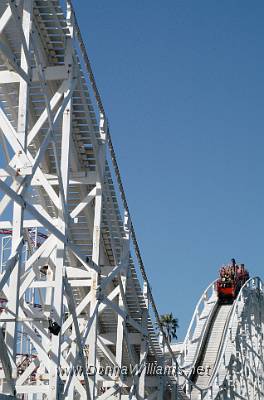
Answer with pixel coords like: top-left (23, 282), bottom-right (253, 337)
top-left (58, 364), bottom-right (212, 378)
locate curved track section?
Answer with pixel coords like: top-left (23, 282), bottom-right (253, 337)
top-left (178, 277), bottom-right (264, 400)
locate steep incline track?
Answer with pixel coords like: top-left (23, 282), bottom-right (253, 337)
top-left (0, 1), bottom-right (174, 398)
top-left (178, 277), bottom-right (264, 400)
top-left (191, 304), bottom-right (232, 399)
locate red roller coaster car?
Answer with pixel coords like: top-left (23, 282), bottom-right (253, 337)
top-left (216, 259), bottom-right (249, 304)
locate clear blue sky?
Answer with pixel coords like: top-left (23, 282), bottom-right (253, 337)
top-left (78, 2), bottom-right (263, 339)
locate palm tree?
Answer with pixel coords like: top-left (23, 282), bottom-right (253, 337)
top-left (159, 313), bottom-right (179, 344)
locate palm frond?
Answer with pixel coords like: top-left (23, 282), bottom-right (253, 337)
top-left (158, 312), bottom-right (179, 343)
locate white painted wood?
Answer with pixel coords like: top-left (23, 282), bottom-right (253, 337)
top-left (0, 1), bottom-right (176, 398)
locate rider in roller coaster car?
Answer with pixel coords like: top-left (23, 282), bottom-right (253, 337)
top-left (216, 259), bottom-right (249, 304)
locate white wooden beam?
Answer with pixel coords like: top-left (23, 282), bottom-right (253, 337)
top-left (0, 5), bottom-right (12, 35)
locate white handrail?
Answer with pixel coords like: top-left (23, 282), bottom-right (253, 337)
top-left (177, 276), bottom-right (263, 399)
top-left (179, 280), bottom-right (217, 363)
top-left (201, 276), bottom-right (263, 399)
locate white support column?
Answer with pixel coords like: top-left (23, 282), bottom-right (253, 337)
top-left (116, 274), bottom-right (127, 369)
top-left (5, 1), bottom-right (32, 388)
top-left (137, 311), bottom-right (148, 400)
top-left (138, 281), bottom-right (149, 399)
top-left (157, 353), bottom-right (165, 399)
top-left (48, 34), bottom-right (73, 400)
top-left (88, 114), bottom-right (106, 399)
top-left (87, 185), bottom-right (102, 400)
top-left (115, 211), bottom-right (131, 397)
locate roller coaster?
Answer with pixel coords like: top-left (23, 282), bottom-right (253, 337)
top-left (0, 1), bottom-right (263, 399)
top-left (178, 274), bottom-right (264, 399)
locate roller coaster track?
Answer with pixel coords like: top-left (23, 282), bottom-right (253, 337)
top-left (0, 1), bottom-right (263, 400)
top-left (0, 1), bottom-right (176, 398)
top-left (178, 277), bottom-right (264, 400)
